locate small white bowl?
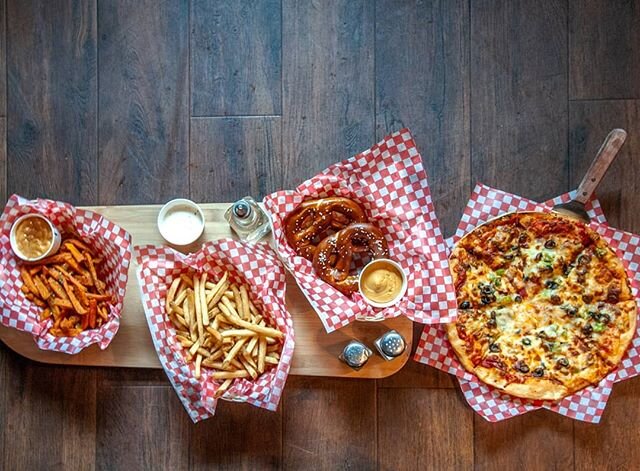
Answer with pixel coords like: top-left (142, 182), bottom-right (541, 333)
top-left (10, 214), bottom-right (61, 262)
top-left (157, 199), bottom-right (205, 246)
top-left (358, 258), bottom-right (408, 309)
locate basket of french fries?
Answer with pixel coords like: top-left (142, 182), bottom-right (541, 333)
top-left (135, 239), bottom-right (294, 422)
top-left (0, 194), bottom-right (132, 353)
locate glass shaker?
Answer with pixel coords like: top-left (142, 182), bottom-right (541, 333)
top-left (224, 196), bottom-right (271, 243)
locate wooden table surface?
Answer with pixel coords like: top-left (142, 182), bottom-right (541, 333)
top-left (1, 1), bottom-right (639, 470)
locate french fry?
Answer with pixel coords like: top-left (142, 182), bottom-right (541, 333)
top-left (60, 277), bottom-right (87, 315)
top-left (33, 276), bottom-right (51, 300)
top-left (195, 354), bottom-right (203, 379)
top-left (65, 238), bottom-right (95, 256)
top-left (214, 378), bottom-right (233, 398)
top-left (210, 370), bottom-right (250, 380)
top-left (258, 337), bottom-right (267, 374)
top-left (222, 337), bottom-right (247, 369)
top-left (205, 325), bottom-right (223, 344)
top-left (20, 267), bottom-right (39, 295)
top-left (239, 285), bottom-right (250, 320)
top-left (221, 329), bottom-right (257, 338)
top-left (46, 277), bottom-right (69, 301)
top-left (194, 277), bottom-right (204, 339)
top-left (85, 253), bottom-right (104, 294)
top-left (64, 242), bottom-right (84, 263)
top-left (200, 272), bottom-right (209, 326)
top-left (180, 274), bottom-right (194, 288)
top-left (165, 277), bottom-right (181, 313)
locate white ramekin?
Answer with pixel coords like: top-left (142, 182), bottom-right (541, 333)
top-left (157, 198), bottom-right (205, 246)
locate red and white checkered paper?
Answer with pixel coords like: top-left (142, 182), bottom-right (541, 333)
top-left (0, 194), bottom-right (132, 353)
top-left (414, 184), bottom-right (640, 423)
top-left (263, 129), bottom-right (457, 332)
top-left (134, 240), bottom-right (295, 423)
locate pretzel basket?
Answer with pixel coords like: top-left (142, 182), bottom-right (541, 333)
top-left (264, 129), bottom-right (457, 333)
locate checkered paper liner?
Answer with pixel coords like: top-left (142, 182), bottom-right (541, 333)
top-left (134, 240), bottom-right (295, 423)
top-left (263, 129), bottom-right (457, 333)
top-left (0, 194), bottom-right (132, 353)
top-left (414, 184), bottom-right (640, 423)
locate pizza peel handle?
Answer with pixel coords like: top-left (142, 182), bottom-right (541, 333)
top-left (553, 128), bottom-right (627, 223)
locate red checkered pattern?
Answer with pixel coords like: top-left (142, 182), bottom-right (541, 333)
top-left (263, 129), bottom-right (456, 332)
top-left (134, 240), bottom-right (294, 423)
top-left (414, 184), bottom-right (640, 423)
top-left (0, 194), bottom-right (132, 353)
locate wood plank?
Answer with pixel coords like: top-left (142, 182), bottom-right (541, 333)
top-left (0, 118), bottom-right (5, 203)
top-left (0, 203), bottom-right (412, 378)
top-left (0, 0), bottom-right (5, 116)
top-left (469, 1), bottom-right (573, 463)
top-left (283, 377), bottom-right (376, 469)
top-left (97, 0), bottom-right (189, 205)
top-left (474, 410), bottom-right (574, 470)
top-left (190, 403), bottom-right (282, 469)
top-left (569, 0), bottom-right (640, 100)
top-left (569, 99), bottom-right (640, 469)
top-left (2, 361), bottom-right (97, 470)
top-left (191, 0), bottom-right (281, 116)
top-left (190, 117), bottom-right (282, 201)
top-left (375, 0), bottom-right (470, 237)
top-left (378, 389), bottom-right (473, 470)
top-left (569, 100), bottom-right (640, 232)
top-left (6, 0), bottom-right (97, 204)
top-left (575, 378), bottom-right (640, 470)
top-left (96, 381), bottom-right (190, 470)
top-left (281, 0), bottom-right (374, 189)
top-left (378, 322), bottom-right (454, 388)
top-left (470, 0), bottom-right (568, 203)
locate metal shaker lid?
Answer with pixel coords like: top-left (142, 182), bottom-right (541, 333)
top-left (339, 340), bottom-right (372, 369)
top-left (374, 330), bottom-right (406, 360)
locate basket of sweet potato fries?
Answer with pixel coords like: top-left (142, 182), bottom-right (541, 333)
top-left (0, 195), bottom-right (132, 353)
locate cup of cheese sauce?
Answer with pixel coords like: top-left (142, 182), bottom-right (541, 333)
top-left (10, 214), bottom-right (61, 261)
top-left (358, 258), bottom-right (407, 308)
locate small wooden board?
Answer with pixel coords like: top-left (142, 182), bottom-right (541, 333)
top-left (0, 204), bottom-right (412, 378)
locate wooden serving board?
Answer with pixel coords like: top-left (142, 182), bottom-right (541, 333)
top-left (0, 204), bottom-right (412, 378)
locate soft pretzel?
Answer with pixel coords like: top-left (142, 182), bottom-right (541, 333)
top-left (312, 223), bottom-right (389, 295)
top-left (283, 197), bottom-right (366, 259)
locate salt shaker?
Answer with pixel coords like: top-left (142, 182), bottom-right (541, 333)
top-left (374, 330), bottom-right (406, 360)
top-left (339, 340), bottom-right (373, 370)
top-left (224, 196), bottom-right (271, 243)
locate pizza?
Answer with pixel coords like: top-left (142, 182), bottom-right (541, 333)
top-left (446, 212), bottom-right (637, 401)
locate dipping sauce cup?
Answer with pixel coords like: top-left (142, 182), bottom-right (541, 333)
top-left (10, 214), bottom-right (61, 262)
top-left (157, 199), bottom-right (205, 246)
top-left (358, 258), bottom-right (408, 308)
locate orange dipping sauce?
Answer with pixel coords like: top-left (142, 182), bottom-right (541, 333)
top-left (14, 216), bottom-right (53, 259)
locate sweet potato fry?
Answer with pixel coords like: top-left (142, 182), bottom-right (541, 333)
top-left (85, 253), bottom-right (104, 294)
top-left (20, 267), bottom-right (38, 295)
top-left (65, 238), bottom-right (95, 256)
top-left (60, 277), bottom-right (87, 315)
top-left (64, 242), bottom-right (84, 263)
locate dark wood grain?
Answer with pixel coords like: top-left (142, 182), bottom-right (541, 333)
top-left (2, 360), bottom-right (97, 470)
top-left (96, 382), bottom-right (190, 471)
top-left (569, 99), bottom-right (640, 469)
top-left (98, 0), bottom-right (189, 205)
top-left (0, 117), bottom-right (5, 202)
top-left (283, 377), bottom-right (376, 469)
top-left (575, 378), bottom-right (640, 470)
top-left (470, 0), bottom-right (568, 202)
top-left (474, 410), bottom-right (574, 471)
top-left (6, 0), bottom-right (97, 204)
top-left (569, 0), bottom-right (640, 100)
top-left (281, 0), bottom-right (374, 189)
top-left (190, 117), bottom-right (282, 202)
top-left (190, 403), bottom-right (282, 470)
top-left (569, 100), bottom-right (640, 232)
top-left (378, 388), bottom-right (473, 470)
top-left (0, 0), bottom-right (6, 116)
top-left (191, 0), bottom-right (281, 117)
top-left (378, 322), bottom-right (454, 388)
top-left (376, 0), bottom-right (470, 237)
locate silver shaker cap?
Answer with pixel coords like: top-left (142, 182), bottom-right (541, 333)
top-left (374, 330), bottom-right (406, 360)
top-left (339, 340), bottom-right (372, 369)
